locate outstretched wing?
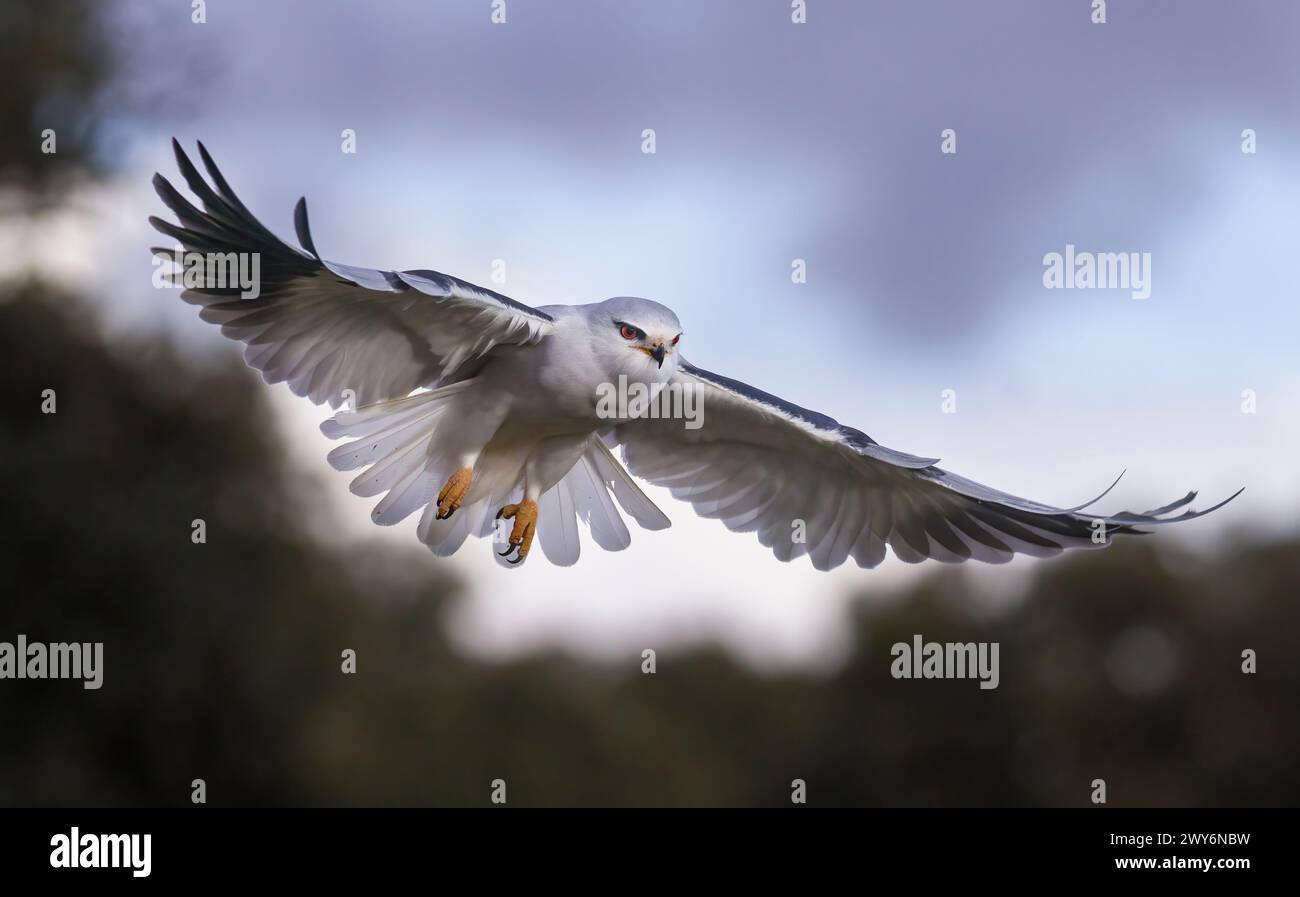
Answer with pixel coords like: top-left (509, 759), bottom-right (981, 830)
top-left (150, 139), bottom-right (553, 408)
top-left (612, 360), bottom-right (1242, 570)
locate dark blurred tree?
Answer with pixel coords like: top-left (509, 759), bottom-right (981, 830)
top-left (0, 285), bottom-right (468, 805)
top-left (0, 0), bottom-right (118, 206)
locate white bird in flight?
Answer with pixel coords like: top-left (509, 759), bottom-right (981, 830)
top-left (151, 141), bottom-right (1240, 568)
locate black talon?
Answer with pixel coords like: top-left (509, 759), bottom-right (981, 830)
top-left (508, 553), bottom-right (525, 565)
top-left (499, 543), bottom-right (517, 557)
top-left (495, 508), bottom-right (504, 519)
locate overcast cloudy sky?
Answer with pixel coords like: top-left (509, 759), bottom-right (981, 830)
top-left (53, 0), bottom-right (1300, 668)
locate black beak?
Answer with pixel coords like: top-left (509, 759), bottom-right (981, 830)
top-left (650, 344), bottom-right (666, 368)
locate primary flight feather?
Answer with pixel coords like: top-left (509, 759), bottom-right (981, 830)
top-left (150, 140), bottom-right (1240, 568)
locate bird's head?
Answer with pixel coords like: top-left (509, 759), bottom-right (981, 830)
top-left (589, 296), bottom-right (683, 384)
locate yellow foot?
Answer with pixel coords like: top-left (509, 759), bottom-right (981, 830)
top-left (496, 499), bottom-right (538, 565)
top-left (436, 467), bottom-right (473, 520)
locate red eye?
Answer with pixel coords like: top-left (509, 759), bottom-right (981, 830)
top-left (671, 334), bottom-right (680, 346)
top-left (619, 324), bottom-right (639, 340)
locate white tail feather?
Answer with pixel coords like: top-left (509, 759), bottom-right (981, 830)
top-left (324, 393), bottom-right (670, 565)
top-left (322, 381), bottom-right (475, 534)
top-left (595, 439), bottom-right (671, 530)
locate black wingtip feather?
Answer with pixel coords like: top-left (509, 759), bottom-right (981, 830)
top-left (168, 139), bottom-right (249, 230)
top-left (293, 197), bottom-right (319, 259)
top-left (1054, 467), bottom-right (1127, 515)
top-left (1107, 486), bottom-right (1244, 527)
top-left (146, 214), bottom-right (175, 236)
top-left (151, 172), bottom-right (206, 225)
top-left (196, 141), bottom-right (238, 204)
top-left (1139, 490), bottom-right (1198, 519)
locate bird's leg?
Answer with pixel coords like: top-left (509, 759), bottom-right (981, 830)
top-left (496, 499), bottom-right (538, 564)
top-left (435, 467), bottom-right (473, 520)
top-left (494, 434), bottom-right (587, 565)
